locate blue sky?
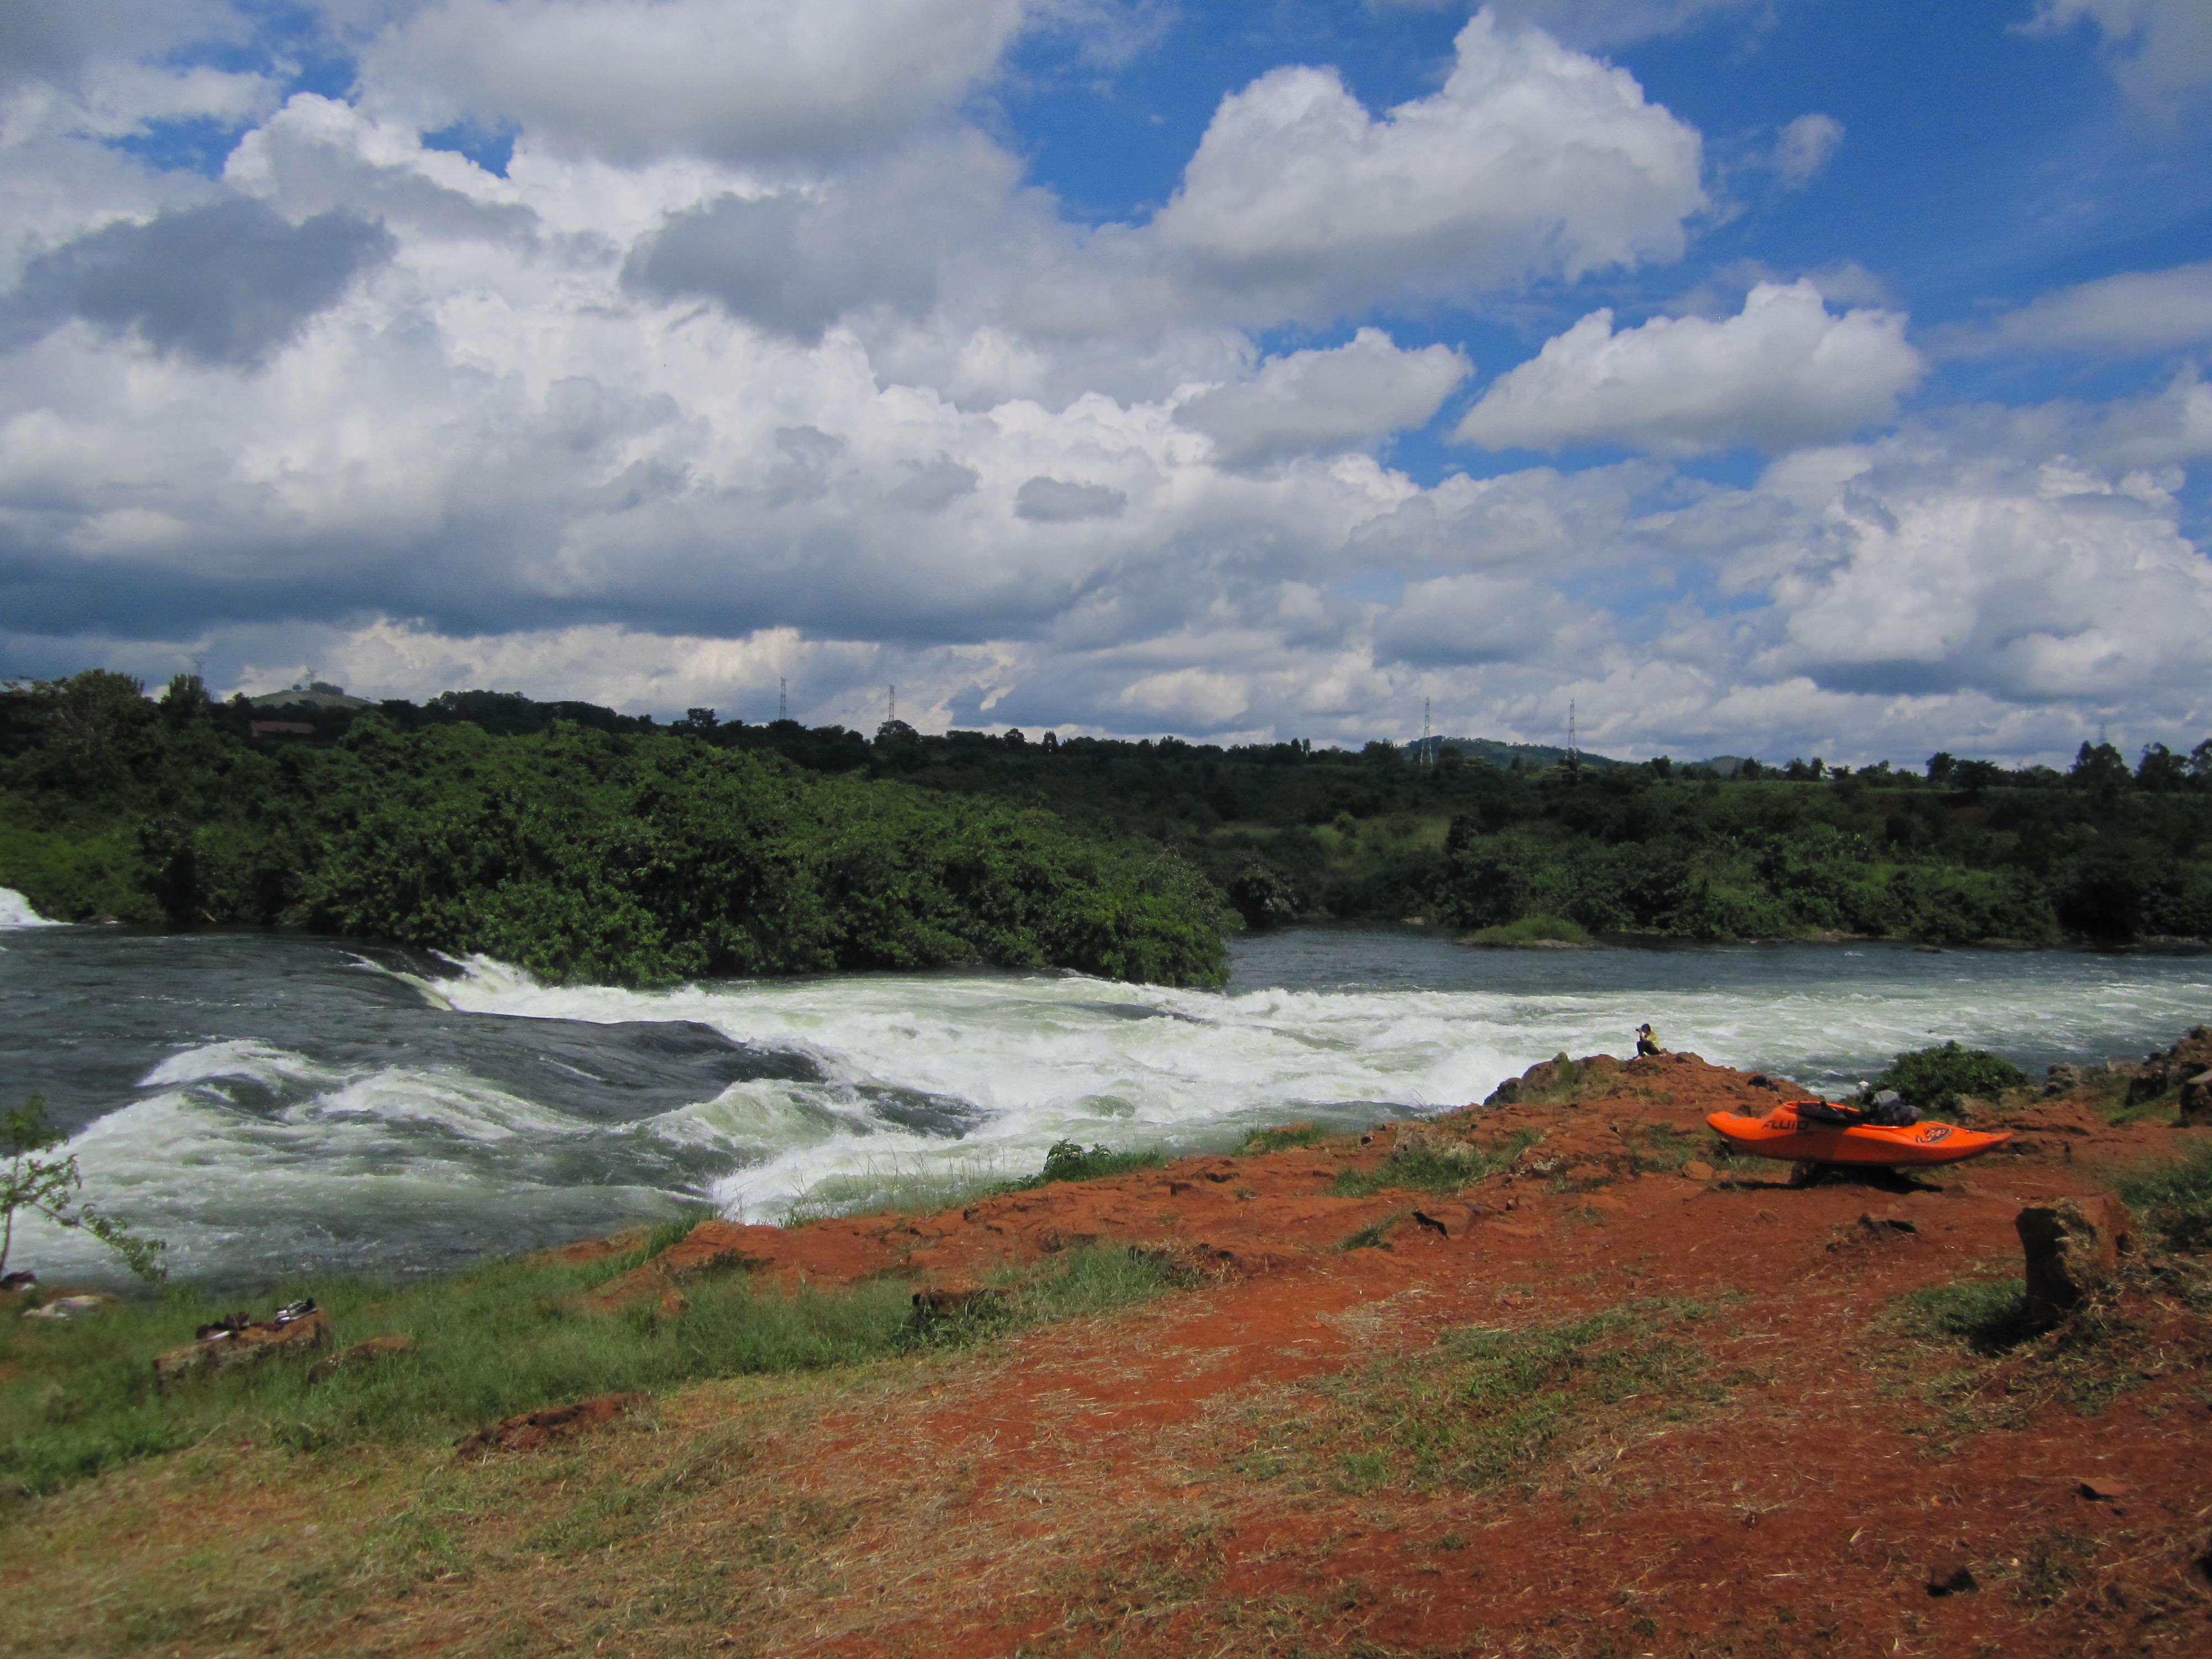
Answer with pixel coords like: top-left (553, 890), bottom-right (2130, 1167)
top-left (1, 1), bottom-right (2208, 765)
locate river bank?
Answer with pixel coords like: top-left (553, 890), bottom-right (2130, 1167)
top-left (6, 912), bottom-right (2212, 1287)
top-left (4, 1031), bottom-right (2209, 1656)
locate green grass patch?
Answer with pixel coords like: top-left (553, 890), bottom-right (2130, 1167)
top-left (1001, 1139), bottom-right (1169, 1192)
top-left (1892, 1277), bottom-right (2037, 1354)
top-left (1231, 1299), bottom-right (1728, 1496)
top-left (779, 1154), bottom-right (1023, 1224)
top-left (1620, 1123), bottom-right (1699, 1174)
top-left (1878, 1272), bottom-right (2155, 1450)
top-left (1329, 1129), bottom-right (1530, 1200)
top-left (0, 1243), bottom-right (1177, 1501)
top-left (1240, 1122), bottom-right (1334, 1156)
top-left (2116, 1140), bottom-right (2212, 1253)
top-left (1457, 912), bottom-right (1590, 947)
top-left (1334, 1213), bottom-right (1408, 1252)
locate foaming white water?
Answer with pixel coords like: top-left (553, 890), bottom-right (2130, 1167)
top-left (408, 958), bottom-right (1528, 1215)
top-left (401, 950), bottom-right (2211, 1219)
top-left (0, 886), bottom-right (58, 927)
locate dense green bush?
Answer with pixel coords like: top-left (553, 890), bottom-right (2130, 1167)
top-left (0, 683), bottom-right (1229, 988)
top-left (1865, 1041), bottom-right (2032, 1113)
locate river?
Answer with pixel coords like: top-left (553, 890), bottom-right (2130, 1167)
top-left (2, 895), bottom-right (2205, 1288)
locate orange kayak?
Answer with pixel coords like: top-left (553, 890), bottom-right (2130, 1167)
top-left (1705, 1104), bottom-right (2013, 1168)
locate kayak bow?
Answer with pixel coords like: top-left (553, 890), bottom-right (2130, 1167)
top-left (1705, 1103), bottom-right (2013, 1168)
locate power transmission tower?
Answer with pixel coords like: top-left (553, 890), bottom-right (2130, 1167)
top-left (888, 685), bottom-right (896, 726)
top-left (1421, 697), bottom-right (1432, 769)
top-left (778, 677), bottom-right (787, 722)
top-left (1568, 700), bottom-right (1579, 769)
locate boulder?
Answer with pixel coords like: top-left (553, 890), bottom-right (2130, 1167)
top-left (22, 1293), bottom-right (111, 1319)
top-left (2177, 1070), bottom-right (2212, 1126)
top-left (2125, 1026), bottom-right (2212, 1105)
top-left (2016, 1196), bottom-right (2135, 1323)
top-left (154, 1305), bottom-right (331, 1386)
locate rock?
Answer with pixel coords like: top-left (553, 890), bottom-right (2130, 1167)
top-left (0, 1270), bottom-right (35, 1292)
top-left (2125, 1026), bottom-right (2212, 1105)
top-left (456, 1392), bottom-right (648, 1457)
top-left (155, 1306), bottom-right (331, 1385)
top-left (2178, 1070), bottom-right (2212, 1126)
top-left (2077, 1477), bottom-right (2131, 1501)
top-left (2042, 1062), bottom-right (2086, 1098)
top-left (22, 1293), bottom-right (111, 1319)
top-left (1411, 1204), bottom-right (1482, 1239)
top-left (1926, 1565), bottom-right (1978, 1596)
top-left (1682, 1160), bottom-right (1715, 1182)
top-left (1859, 1210), bottom-right (1917, 1236)
top-left (2017, 1195), bottom-right (2135, 1323)
top-left (307, 1333), bottom-right (416, 1384)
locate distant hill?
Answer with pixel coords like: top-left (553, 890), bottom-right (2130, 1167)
top-left (1402, 735), bottom-right (1630, 771)
top-left (1402, 737), bottom-right (1756, 775)
top-left (248, 681), bottom-right (371, 711)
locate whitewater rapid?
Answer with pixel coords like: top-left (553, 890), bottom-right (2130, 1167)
top-left (3, 924), bottom-right (2205, 1286)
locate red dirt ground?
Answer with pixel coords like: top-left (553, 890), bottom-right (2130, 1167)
top-left (538, 1048), bottom-right (2211, 1656)
top-left (13, 1048), bottom-right (2210, 1658)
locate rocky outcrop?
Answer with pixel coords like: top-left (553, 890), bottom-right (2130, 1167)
top-left (2016, 1195), bottom-right (2136, 1323)
top-left (2176, 1070), bottom-right (2212, 1126)
top-left (2123, 1026), bottom-right (2212, 1106)
top-left (153, 1303), bottom-right (330, 1386)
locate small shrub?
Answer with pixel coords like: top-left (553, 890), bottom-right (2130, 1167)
top-left (1865, 1041), bottom-right (2030, 1114)
top-left (2116, 1141), bottom-right (2212, 1254)
top-left (1458, 913), bottom-right (1590, 947)
top-left (1008, 1139), bottom-right (1167, 1191)
top-left (1241, 1123), bottom-right (1333, 1156)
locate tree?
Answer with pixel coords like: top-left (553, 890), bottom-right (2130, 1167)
top-left (1, 1095), bottom-right (167, 1282)
top-left (2137, 742), bottom-right (2188, 794)
top-left (2069, 740), bottom-right (2132, 806)
top-left (1926, 752), bottom-right (1956, 784)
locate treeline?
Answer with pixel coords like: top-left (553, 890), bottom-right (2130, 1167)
top-left (7, 670), bottom-right (2210, 957)
top-left (0, 674), bottom-right (1230, 987)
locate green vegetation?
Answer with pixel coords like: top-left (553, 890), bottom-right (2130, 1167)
top-left (1456, 911), bottom-right (1589, 946)
top-left (1893, 1277), bottom-right (2037, 1354)
top-left (0, 1241), bottom-right (1175, 1500)
top-left (1005, 1139), bottom-right (1168, 1191)
top-left (1239, 1122), bottom-right (1334, 1156)
top-left (1865, 1041), bottom-right (2032, 1114)
top-left (0, 672), bottom-right (1229, 987)
top-left (1330, 1146), bottom-right (1489, 1199)
top-left (9, 669), bottom-right (2211, 961)
top-left (2, 1096), bottom-right (166, 1284)
top-left (2116, 1140), bottom-right (2212, 1254)
top-left (1232, 1300), bottom-right (1726, 1494)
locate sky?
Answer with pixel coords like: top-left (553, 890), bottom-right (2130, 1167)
top-left (1, 1), bottom-right (2209, 766)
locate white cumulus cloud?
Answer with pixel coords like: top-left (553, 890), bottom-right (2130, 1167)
top-left (2025, 0), bottom-right (2212, 117)
top-left (1932, 261), bottom-right (2212, 359)
top-left (1772, 113), bottom-right (1843, 187)
top-left (357, 0), bottom-right (1030, 165)
top-left (1176, 330), bottom-right (1470, 471)
top-left (1455, 280), bottom-right (1924, 456)
top-left (1151, 10), bottom-right (1705, 322)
